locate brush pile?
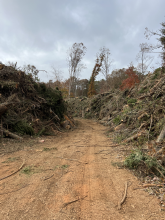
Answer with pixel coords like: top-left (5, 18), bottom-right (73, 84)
top-left (0, 63), bottom-right (67, 139)
top-left (67, 67), bottom-right (165, 166)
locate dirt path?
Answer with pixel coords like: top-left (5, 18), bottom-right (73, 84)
top-left (0, 119), bottom-right (164, 220)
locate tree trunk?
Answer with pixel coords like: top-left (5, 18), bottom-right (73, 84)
top-left (124, 130), bottom-right (148, 143)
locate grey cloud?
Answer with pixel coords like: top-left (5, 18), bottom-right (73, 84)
top-left (0, 0), bottom-right (165, 81)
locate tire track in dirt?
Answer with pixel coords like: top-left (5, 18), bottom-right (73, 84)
top-left (78, 122), bottom-right (120, 220)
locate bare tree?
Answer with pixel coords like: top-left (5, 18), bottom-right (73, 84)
top-left (136, 43), bottom-right (154, 74)
top-left (51, 67), bottom-right (63, 89)
top-left (100, 47), bottom-right (113, 91)
top-left (52, 67), bottom-right (63, 81)
top-left (67, 43), bottom-right (87, 97)
top-left (145, 20), bottom-right (165, 67)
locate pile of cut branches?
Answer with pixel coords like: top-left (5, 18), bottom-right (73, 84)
top-left (67, 67), bottom-right (165, 165)
top-left (0, 64), bottom-right (67, 139)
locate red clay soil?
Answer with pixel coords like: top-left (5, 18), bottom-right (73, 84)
top-left (0, 119), bottom-right (164, 220)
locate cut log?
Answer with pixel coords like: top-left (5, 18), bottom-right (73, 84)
top-left (155, 147), bottom-right (165, 157)
top-left (49, 108), bottom-right (60, 122)
top-left (150, 76), bottom-right (165, 95)
top-left (156, 124), bottom-right (165, 143)
top-left (64, 115), bottom-right (75, 127)
top-left (0, 128), bottom-right (23, 140)
top-left (115, 123), bottom-right (126, 131)
top-left (61, 120), bottom-right (69, 128)
top-left (124, 130), bottom-right (148, 143)
top-left (137, 112), bottom-right (149, 121)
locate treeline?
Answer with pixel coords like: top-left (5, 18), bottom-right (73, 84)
top-left (46, 18), bottom-right (165, 98)
top-left (46, 65), bottom-right (144, 98)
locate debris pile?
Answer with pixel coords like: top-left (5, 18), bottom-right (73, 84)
top-left (67, 67), bottom-right (165, 168)
top-left (0, 64), bottom-right (69, 139)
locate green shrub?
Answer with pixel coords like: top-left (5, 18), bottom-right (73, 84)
top-left (124, 150), bottom-right (165, 176)
top-left (36, 83), bottom-right (66, 120)
top-left (124, 150), bottom-right (145, 169)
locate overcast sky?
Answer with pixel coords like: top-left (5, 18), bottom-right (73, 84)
top-left (0, 0), bottom-right (165, 82)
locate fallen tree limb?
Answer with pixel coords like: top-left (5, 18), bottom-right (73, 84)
top-left (123, 130), bottom-right (148, 143)
top-left (118, 181), bottom-right (128, 210)
top-left (138, 122), bottom-right (147, 131)
top-left (43, 174), bottom-right (54, 181)
top-left (0, 159), bottom-right (25, 181)
top-left (154, 167), bottom-right (165, 179)
top-left (48, 123), bottom-right (62, 132)
top-left (155, 147), bottom-right (165, 158)
top-left (150, 77), bottom-right (165, 95)
top-left (61, 195), bottom-right (87, 209)
top-left (138, 112), bottom-right (149, 121)
top-left (64, 115), bottom-right (75, 127)
top-left (134, 183), bottom-right (165, 189)
top-left (0, 128), bottom-right (23, 140)
top-left (45, 116), bottom-right (58, 125)
top-left (50, 108), bottom-right (60, 122)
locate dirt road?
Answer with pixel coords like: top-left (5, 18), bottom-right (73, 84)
top-left (0, 119), bottom-right (164, 220)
